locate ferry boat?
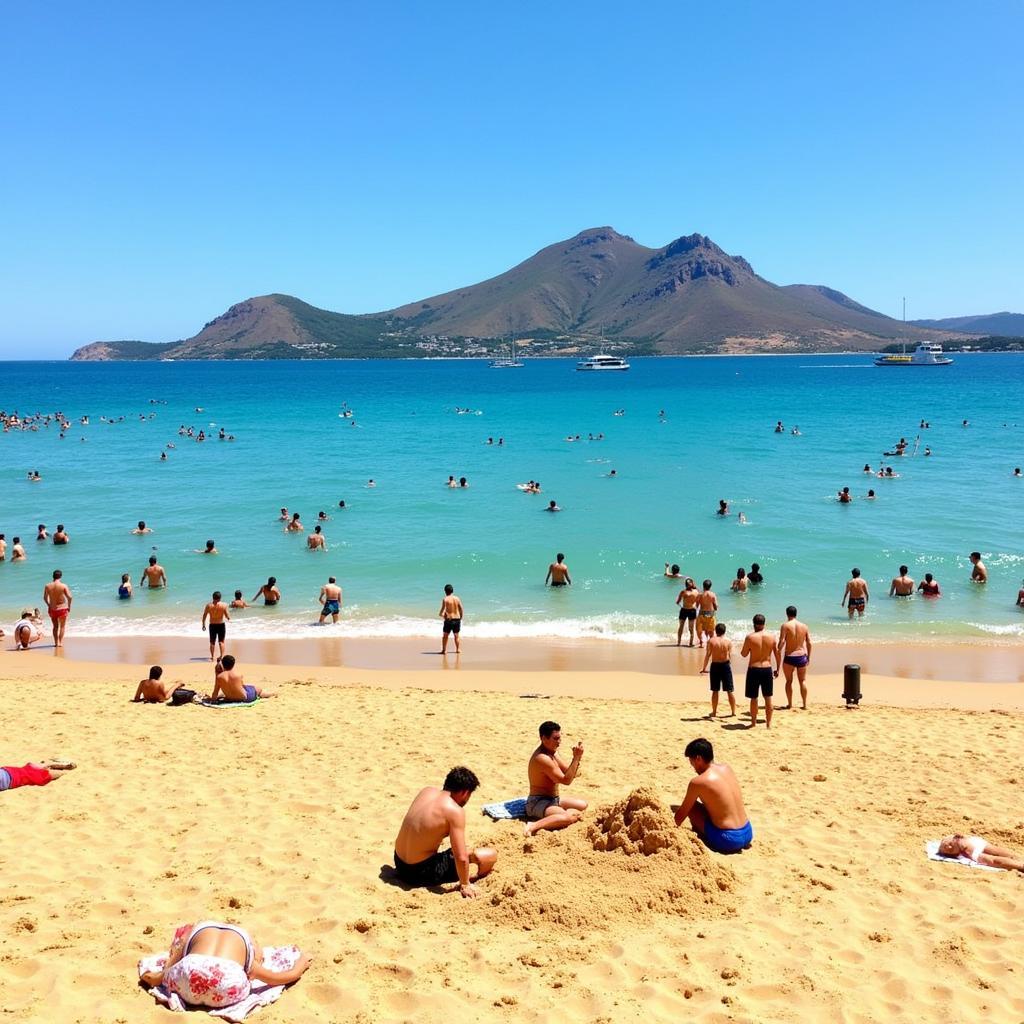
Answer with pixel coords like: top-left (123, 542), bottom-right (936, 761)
top-left (874, 342), bottom-right (953, 366)
top-left (575, 354), bottom-right (630, 371)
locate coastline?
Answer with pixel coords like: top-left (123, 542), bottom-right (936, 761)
top-left (11, 632), bottom-right (1024, 705)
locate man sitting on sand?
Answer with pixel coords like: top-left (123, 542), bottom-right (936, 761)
top-left (524, 721), bottom-right (588, 837)
top-left (210, 655), bottom-right (274, 703)
top-left (674, 737), bottom-right (753, 854)
top-left (132, 665), bottom-right (180, 703)
top-left (1, 759), bottom-right (76, 792)
top-left (393, 766), bottom-right (497, 898)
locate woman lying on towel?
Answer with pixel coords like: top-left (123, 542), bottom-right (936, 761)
top-left (140, 921), bottom-right (310, 1008)
top-left (939, 834), bottom-right (1024, 871)
top-left (0, 760), bottom-right (75, 791)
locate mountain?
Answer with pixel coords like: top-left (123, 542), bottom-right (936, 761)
top-left (71, 228), bottom-right (954, 360)
top-left (387, 228), bottom-right (927, 352)
top-left (909, 312), bottom-right (1024, 337)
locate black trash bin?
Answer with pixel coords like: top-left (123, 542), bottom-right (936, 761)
top-left (843, 664), bottom-right (862, 706)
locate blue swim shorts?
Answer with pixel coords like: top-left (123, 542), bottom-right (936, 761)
top-left (702, 819), bottom-right (753, 854)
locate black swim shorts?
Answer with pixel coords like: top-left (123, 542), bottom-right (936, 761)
top-left (443, 618), bottom-right (461, 634)
top-left (208, 623), bottom-right (226, 642)
top-left (393, 849), bottom-right (458, 887)
top-left (745, 666), bottom-right (774, 700)
top-left (709, 662), bottom-right (734, 692)
top-left (678, 607), bottom-right (696, 621)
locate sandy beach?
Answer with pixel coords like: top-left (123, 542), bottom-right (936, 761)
top-left (1, 652), bottom-right (1022, 1023)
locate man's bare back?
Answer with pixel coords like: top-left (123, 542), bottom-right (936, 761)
top-left (394, 787), bottom-right (462, 864)
top-left (142, 563), bottom-right (167, 587)
top-left (778, 618), bottom-right (810, 657)
top-left (676, 761), bottom-right (748, 831)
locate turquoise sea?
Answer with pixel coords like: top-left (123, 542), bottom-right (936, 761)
top-left (1, 355), bottom-right (1022, 646)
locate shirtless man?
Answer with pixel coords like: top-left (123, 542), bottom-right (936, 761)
top-left (778, 605), bottom-right (812, 710)
top-left (318, 576), bottom-right (342, 624)
top-left (889, 565), bottom-right (914, 597)
top-left (664, 563), bottom-right (682, 579)
top-left (11, 537), bottom-right (26, 561)
top-left (132, 520), bottom-right (152, 534)
top-left (307, 525), bottom-right (327, 551)
top-left (132, 665), bottom-right (179, 703)
top-left (52, 524), bottom-right (69, 545)
top-left (201, 590), bottom-right (230, 661)
top-left (969, 551), bottom-right (987, 584)
top-left (545, 553), bottom-right (571, 587)
top-left (842, 567), bottom-right (869, 618)
top-left (676, 577), bottom-right (699, 646)
top-left (700, 622), bottom-right (736, 717)
top-left (439, 584), bottom-right (463, 653)
top-left (674, 737), bottom-right (753, 853)
top-left (140, 555), bottom-right (167, 589)
top-left (43, 570), bottom-right (72, 647)
top-left (741, 613), bottom-right (779, 728)
top-left (696, 579), bottom-right (718, 648)
top-left (0, 534), bottom-right (6, 561)
top-left (285, 512), bottom-right (304, 532)
top-left (13, 610), bottom-right (43, 649)
top-left (393, 767), bottom-right (497, 898)
top-left (230, 590), bottom-right (247, 608)
top-left (252, 577), bottom-right (281, 605)
top-left (196, 539), bottom-right (218, 555)
top-left (210, 655), bottom-right (273, 703)
top-left (524, 721), bottom-right (588, 837)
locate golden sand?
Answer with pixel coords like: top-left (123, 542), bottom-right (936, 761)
top-left (0, 656), bottom-right (1022, 1022)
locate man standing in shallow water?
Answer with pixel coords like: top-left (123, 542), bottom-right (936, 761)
top-left (842, 567), bottom-right (869, 618)
top-left (676, 577), bottom-right (699, 647)
top-left (439, 584), bottom-right (463, 653)
top-left (140, 555), bottom-right (167, 589)
top-left (43, 570), bottom-right (72, 648)
top-left (545, 553), bottom-right (571, 587)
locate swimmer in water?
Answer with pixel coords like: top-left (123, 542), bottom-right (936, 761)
top-left (544, 500), bottom-right (561, 512)
top-left (197, 539), bottom-right (218, 555)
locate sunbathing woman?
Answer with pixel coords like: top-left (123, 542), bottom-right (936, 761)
top-left (938, 833), bottom-right (1024, 871)
top-left (140, 921), bottom-right (310, 1008)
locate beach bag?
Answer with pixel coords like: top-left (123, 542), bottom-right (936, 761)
top-left (169, 688), bottom-right (197, 706)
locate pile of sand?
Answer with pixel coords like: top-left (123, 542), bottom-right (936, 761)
top-left (461, 788), bottom-right (736, 931)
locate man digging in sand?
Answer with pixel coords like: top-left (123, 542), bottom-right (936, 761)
top-left (674, 737), bottom-right (753, 853)
top-left (393, 766), bottom-right (497, 898)
top-left (524, 721), bottom-right (588, 837)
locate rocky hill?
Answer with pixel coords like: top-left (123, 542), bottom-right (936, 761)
top-left (910, 312), bottom-right (1024, 337)
top-left (71, 228), bottom-right (954, 360)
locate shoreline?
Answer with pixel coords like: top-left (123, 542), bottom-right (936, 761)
top-left (1, 646), bottom-right (1022, 714)
top-left (13, 631), bottom-right (1024, 689)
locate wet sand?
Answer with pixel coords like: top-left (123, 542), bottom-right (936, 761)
top-left (23, 631), bottom-right (1024, 684)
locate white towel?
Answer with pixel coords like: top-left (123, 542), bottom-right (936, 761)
top-left (925, 840), bottom-right (1004, 872)
top-left (138, 945), bottom-right (302, 1020)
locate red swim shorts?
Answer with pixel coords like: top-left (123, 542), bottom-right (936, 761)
top-left (49, 607), bottom-right (69, 620)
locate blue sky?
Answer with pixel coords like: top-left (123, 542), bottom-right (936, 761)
top-left (2, 1), bottom-right (1021, 357)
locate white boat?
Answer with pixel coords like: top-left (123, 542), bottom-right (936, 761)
top-left (576, 354), bottom-right (630, 371)
top-left (874, 342), bottom-right (953, 366)
top-left (490, 339), bottom-right (523, 368)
